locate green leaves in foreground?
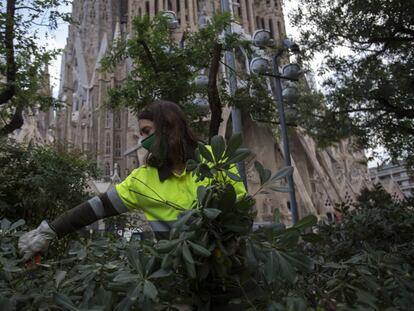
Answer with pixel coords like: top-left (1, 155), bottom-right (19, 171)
top-left (187, 134), bottom-right (250, 183)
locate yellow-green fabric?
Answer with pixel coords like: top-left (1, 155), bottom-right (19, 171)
top-left (115, 164), bottom-right (246, 223)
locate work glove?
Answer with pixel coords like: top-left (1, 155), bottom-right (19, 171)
top-left (18, 220), bottom-right (57, 261)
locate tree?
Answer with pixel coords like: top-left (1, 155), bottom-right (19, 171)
top-left (290, 0), bottom-right (414, 165)
top-left (0, 0), bottom-right (71, 136)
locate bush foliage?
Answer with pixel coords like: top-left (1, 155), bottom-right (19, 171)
top-left (0, 137), bottom-right (413, 311)
top-left (0, 139), bottom-right (99, 227)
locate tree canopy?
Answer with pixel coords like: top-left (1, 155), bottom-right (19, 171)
top-left (0, 0), bottom-right (71, 135)
top-left (290, 0), bottom-right (414, 166)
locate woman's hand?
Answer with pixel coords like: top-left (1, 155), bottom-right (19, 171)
top-left (18, 220), bottom-right (57, 261)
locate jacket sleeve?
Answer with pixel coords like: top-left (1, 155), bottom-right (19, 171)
top-left (49, 187), bottom-right (128, 238)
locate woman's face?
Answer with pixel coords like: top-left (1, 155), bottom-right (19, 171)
top-left (139, 119), bottom-right (155, 140)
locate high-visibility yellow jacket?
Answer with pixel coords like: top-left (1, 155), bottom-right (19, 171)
top-left (115, 164), bottom-right (246, 236)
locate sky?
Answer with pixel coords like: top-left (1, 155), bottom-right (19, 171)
top-left (43, 0), bottom-right (385, 168)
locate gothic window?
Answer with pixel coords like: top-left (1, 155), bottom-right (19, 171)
top-left (326, 212), bottom-right (333, 223)
top-left (277, 21), bottom-right (283, 38)
top-left (114, 111), bottom-right (121, 129)
top-left (138, 7), bottom-right (142, 16)
top-left (261, 18), bottom-right (265, 29)
top-left (73, 79), bottom-right (78, 92)
top-left (74, 100), bottom-right (79, 111)
top-left (274, 0), bottom-right (278, 8)
top-left (105, 133), bottom-right (111, 154)
top-left (185, 0), bottom-right (188, 9)
top-left (114, 135), bottom-right (121, 157)
top-left (155, 0), bottom-right (158, 14)
top-left (176, 0), bottom-right (180, 12)
top-left (105, 110), bottom-right (111, 128)
top-left (168, 0), bottom-right (172, 10)
top-left (268, 19), bottom-right (274, 37)
top-left (145, 1), bottom-right (150, 15)
top-left (255, 16), bottom-right (260, 29)
top-left (89, 89), bottom-right (94, 109)
top-left (234, 0), bottom-right (241, 18)
top-left (105, 162), bottom-right (111, 176)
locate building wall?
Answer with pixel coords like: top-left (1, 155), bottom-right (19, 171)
top-left (369, 162), bottom-right (413, 198)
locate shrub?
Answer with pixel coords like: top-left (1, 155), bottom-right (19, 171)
top-left (0, 138), bottom-right (99, 227)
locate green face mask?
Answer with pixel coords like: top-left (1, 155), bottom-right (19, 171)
top-left (141, 133), bottom-right (155, 151)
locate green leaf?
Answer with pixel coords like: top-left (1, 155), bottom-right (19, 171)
top-left (144, 256), bottom-right (155, 277)
top-left (198, 143), bottom-right (214, 162)
top-left (264, 251), bottom-right (276, 284)
top-left (186, 159), bottom-right (198, 171)
top-left (301, 233), bottom-right (322, 243)
top-left (54, 293), bottom-right (79, 311)
top-left (224, 134), bottom-right (243, 159)
top-left (126, 248), bottom-right (143, 276)
top-left (55, 270), bottom-right (67, 288)
top-left (271, 166), bottom-right (293, 181)
top-left (143, 280), bottom-right (158, 300)
top-left (161, 253), bottom-right (173, 269)
top-left (245, 240), bottom-right (257, 267)
top-left (203, 208), bottom-right (222, 219)
top-left (197, 186), bottom-right (207, 204)
top-left (185, 260), bottom-right (197, 279)
top-left (148, 269), bottom-right (171, 279)
top-left (276, 251), bottom-right (296, 284)
top-left (211, 135), bottom-right (225, 162)
top-left (224, 169), bottom-right (242, 182)
top-left (278, 228), bottom-right (300, 248)
top-left (113, 271), bottom-right (138, 283)
top-left (188, 241), bottom-right (211, 257)
top-left (227, 148), bottom-right (250, 164)
top-left (198, 163), bottom-right (214, 178)
top-left (9, 219), bottom-right (25, 231)
top-left (1, 219), bottom-right (11, 231)
top-left (115, 285), bottom-right (141, 311)
top-left (294, 215), bottom-right (317, 230)
top-left (182, 242), bottom-right (194, 264)
top-left (280, 251), bottom-right (313, 272)
top-left (155, 239), bottom-right (181, 253)
top-left (218, 184), bottom-right (237, 210)
top-left (254, 161), bottom-right (271, 185)
top-left (174, 210), bottom-right (196, 229)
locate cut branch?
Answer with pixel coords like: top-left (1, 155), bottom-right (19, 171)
top-left (137, 39), bottom-right (159, 74)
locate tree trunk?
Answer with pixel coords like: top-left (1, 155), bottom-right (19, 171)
top-left (0, 0), bottom-right (22, 136)
top-left (207, 42), bottom-right (223, 141)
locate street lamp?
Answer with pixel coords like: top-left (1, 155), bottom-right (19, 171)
top-left (162, 10), bottom-right (179, 30)
top-left (250, 29), bottom-right (302, 225)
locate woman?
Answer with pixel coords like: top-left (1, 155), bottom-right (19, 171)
top-left (18, 100), bottom-right (246, 260)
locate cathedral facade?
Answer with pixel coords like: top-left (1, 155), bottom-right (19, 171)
top-left (55, 0), bottom-right (401, 225)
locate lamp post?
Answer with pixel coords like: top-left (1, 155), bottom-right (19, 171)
top-left (250, 30), bottom-right (301, 224)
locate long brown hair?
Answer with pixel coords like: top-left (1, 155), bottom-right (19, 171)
top-left (138, 100), bottom-right (198, 170)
